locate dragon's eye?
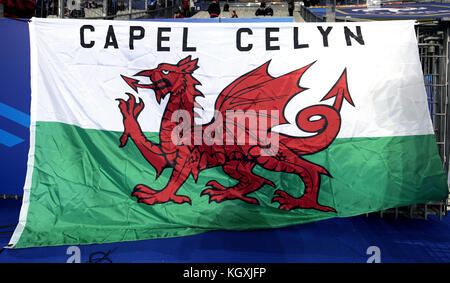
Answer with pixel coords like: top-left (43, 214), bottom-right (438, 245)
top-left (161, 69), bottom-right (170, 75)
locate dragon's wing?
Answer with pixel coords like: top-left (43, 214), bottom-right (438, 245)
top-left (213, 61), bottom-right (313, 143)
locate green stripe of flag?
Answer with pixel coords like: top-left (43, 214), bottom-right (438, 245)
top-left (13, 121), bottom-right (448, 248)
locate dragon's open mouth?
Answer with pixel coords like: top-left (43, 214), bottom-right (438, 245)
top-left (151, 78), bottom-right (172, 91)
top-left (147, 78), bottom-right (173, 103)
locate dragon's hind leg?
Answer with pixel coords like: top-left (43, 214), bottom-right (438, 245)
top-left (256, 144), bottom-right (337, 213)
top-left (132, 184), bottom-right (191, 205)
top-left (201, 160), bottom-right (275, 205)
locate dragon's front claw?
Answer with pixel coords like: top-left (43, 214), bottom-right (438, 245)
top-left (117, 93), bottom-right (144, 119)
top-left (117, 93), bottom-right (145, 148)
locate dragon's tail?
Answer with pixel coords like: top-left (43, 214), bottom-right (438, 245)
top-left (279, 69), bottom-right (354, 156)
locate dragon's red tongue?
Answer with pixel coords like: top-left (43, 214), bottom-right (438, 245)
top-left (121, 75), bottom-right (140, 92)
top-left (121, 74), bottom-right (156, 93)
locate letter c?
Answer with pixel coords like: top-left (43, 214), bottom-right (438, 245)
top-left (80, 25), bottom-right (95, 48)
top-left (236, 28), bottom-right (253, 51)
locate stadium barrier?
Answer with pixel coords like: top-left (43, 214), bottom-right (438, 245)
top-left (34, 0), bottom-right (183, 20)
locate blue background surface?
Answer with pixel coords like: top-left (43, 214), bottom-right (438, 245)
top-left (1, 198), bottom-right (449, 262)
top-left (0, 19), bottom-right (31, 196)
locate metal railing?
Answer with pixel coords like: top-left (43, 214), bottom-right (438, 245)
top-left (418, 25), bottom-right (448, 169)
top-left (374, 23), bottom-right (450, 220)
top-left (299, 3), bottom-right (324, 21)
top-left (34, 0), bottom-right (184, 20)
top-left (417, 22), bottom-right (450, 217)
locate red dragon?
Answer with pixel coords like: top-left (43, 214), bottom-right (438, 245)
top-left (117, 56), bottom-right (354, 212)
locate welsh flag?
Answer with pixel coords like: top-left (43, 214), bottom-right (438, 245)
top-left (9, 18), bottom-right (448, 248)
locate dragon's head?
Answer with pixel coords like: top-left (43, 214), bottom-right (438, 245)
top-left (122, 56), bottom-right (200, 104)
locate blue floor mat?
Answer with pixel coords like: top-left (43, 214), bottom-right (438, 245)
top-left (1, 198), bottom-right (449, 262)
